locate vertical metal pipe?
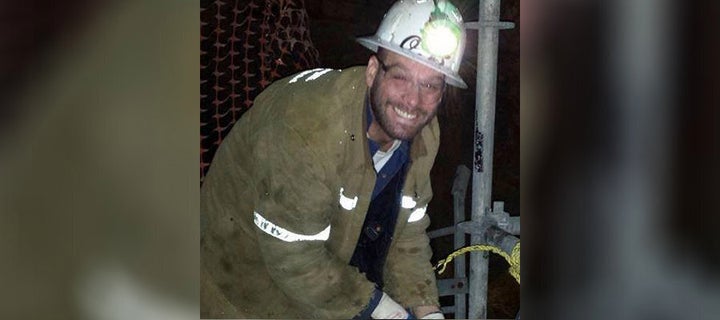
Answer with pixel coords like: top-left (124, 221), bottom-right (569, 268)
top-left (469, 0), bottom-right (502, 318)
top-left (452, 165), bottom-right (471, 319)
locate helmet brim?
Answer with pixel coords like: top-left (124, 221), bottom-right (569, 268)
top-left (357, 36), bottom-right (468, 89)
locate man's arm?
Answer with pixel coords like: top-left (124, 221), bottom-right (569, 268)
top-left (382, 174), bottom-right (443, 316)
top-left (249, 121), bottom-right (383, 318)
top-left (382, 212), bottom-right (442, 309)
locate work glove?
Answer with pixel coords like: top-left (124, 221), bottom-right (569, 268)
top-left (371, 292), bottom-right (410, 319)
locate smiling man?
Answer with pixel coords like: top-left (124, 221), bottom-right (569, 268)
top-left (200, 1), bottom-right (467, 319)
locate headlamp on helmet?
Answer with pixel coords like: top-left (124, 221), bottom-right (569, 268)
top-left (421, 1), bottom-right (462, 58)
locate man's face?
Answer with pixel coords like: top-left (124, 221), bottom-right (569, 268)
top-left (366, 51), bottom-right (446, 141)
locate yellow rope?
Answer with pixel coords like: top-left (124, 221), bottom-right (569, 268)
top-left (434, 242), bottom-right (520, 284)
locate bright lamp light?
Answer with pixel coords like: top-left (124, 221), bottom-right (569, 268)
top-left (421, 1), bottom-right (462, 59)
top-left (422, 19), bottom-right (460, 57)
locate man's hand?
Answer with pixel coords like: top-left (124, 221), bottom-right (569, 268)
top-left (412, 305), bottom-right (444, 319)
top-left (371, 292), bottom-right (410, 319)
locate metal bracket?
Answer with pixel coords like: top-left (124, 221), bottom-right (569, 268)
top-left (464, 21), bottom-right (516, 30)
top-left (457, 201), bottom-right (520, 236)
top-left (488, 201), bottom-right (520, 235)
top-left (454, 201), bottom-right (520, 256)
top-left (456, 220), bottom-right (519, 257)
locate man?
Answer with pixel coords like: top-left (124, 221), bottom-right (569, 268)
top-left (201, 1), bottom-right (467, 318)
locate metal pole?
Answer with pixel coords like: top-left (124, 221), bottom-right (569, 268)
top-left (469, 0), bottom-right (502, 318)
top-left (452, 165), bottom-right (471, 319)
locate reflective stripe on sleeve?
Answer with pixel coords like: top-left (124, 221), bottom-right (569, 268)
top-left (338, 187), bottom-right (358, 211)
top-left (305, 68), bottom-right (334, 81)
top-left (288, 68), bottom-right (324, 83)
top-left (401, 195), bottom-right (417, 209)
top-left (253, 211), bottom-right (330, 242)
top-left (407, 205), bottom-right (427, 223)
top-left (288, 68), bottom-right (334, 83)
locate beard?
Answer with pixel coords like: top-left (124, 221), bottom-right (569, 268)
top-left (369, 80), bottom-right (438, 141)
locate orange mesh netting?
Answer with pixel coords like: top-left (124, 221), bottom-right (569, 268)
top-left (201, 0), bottom-right (320, 183)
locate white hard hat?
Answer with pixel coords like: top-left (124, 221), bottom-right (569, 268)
top-left (357, 0), bottom-right (467, 89)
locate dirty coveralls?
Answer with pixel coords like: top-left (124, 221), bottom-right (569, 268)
top-left (200, 66), bottom-right (441, 318)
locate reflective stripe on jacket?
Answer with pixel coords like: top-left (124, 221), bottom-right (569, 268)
top-left (200, 66), bottom-right (440, 318)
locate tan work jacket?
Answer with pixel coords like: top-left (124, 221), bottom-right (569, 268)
top-left (201, 66), bottom-right (441, 318)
